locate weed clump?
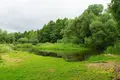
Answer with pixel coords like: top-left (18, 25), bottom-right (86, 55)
top-left (0, 55), bottom-right (2, 63)
top-left (0, 44), bottom-right (13, 53)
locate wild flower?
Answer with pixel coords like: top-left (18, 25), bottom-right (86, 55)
top-left (109, 68), bottom-right (114, 73)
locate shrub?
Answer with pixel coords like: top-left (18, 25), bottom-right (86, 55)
top-left (14, 43), bottom-right (34, 52)
top-left (0, 44), bottom-right (13, 53)
top-left (105, 43), bottom-right (120, 54)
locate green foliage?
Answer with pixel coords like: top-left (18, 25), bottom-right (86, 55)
top-left (105, 43), bottom-right (120, 54)
top-left (0, 2), bottom-right (120, 79)
top-left (14, 43), bottom-right (34, 52)
top-left (0, 29), bottom-right (15, 43)
top-left (0, 55), bottom-right (2, 64)
top-left (110, 0), bottom-right (120, 25)
top-left (0, 44), bottom-right (13, 53)
top-left (61, 4), bottom-right (102, 44)
top-left (60, 4), bottom-right (118, 51)
top-left (36, 43), bottom-right (86, 51)
top-left (0, 29), bottom-right (8, 43)
top-left (6, 33), bottom-right (15, 43)
top-left (38, 18), bottom-right (67, 43)
top-left (18, 37), bottom-right (28, 43)
top-left (87, 4), bottom-right (103, 15)
top-left (0, 3), bottom-right (119, 53)
top-left (15, 30), bottom-right (39, 44)
top-left (37, 21), bottom-right (55, 43)
top-left (85, 13), bottom-right (118, 50)
top-left (25, 30), bottom-right (39, 44)
top-left (14, 32), bottom-right (22, 42)
top-left (88, 54), bottom-right (120, 62)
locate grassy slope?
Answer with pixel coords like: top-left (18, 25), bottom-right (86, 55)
top-left (88, 54), bottom-right (120, 62)
top-left (36, 43), bottom-right (87, 51)
top-left (16, 43), bottom-right (89, 54)
top-left (0, 52), bottom-right (116, 80)
top-left (36, 43), bottom-right (91, 55)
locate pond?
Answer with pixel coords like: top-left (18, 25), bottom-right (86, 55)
top-left (34, 50), bottom-right (97, 62)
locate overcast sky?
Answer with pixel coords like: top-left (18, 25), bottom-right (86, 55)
top-left (0, 0), bottom-right (110, 32)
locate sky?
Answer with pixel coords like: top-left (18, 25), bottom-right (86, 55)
top-left (0, 0), bottom-right (110, 32)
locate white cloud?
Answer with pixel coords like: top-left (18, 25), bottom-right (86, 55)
top-left (0, 0), bottom-right (110, 32)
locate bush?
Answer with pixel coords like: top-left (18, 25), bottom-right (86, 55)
top-left (14, 43), bottom-right (35, 52)
top-left (105, 43), bottom-right (120, 54)
top-left (0, 44), bottom-right (13, 53)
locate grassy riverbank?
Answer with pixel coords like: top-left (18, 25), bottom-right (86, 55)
top-left (1, 51), bottom-right (119, 80)
top-left (0, 44), bottom-right (120, 80)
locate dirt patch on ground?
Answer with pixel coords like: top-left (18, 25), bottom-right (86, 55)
top-left (87, 61), bottom-right (120, 80)
top-left (1, 55), bottom-right (23, 63)
top-left (88, 62), bottom-right (120, 71)
top-left (49, 68), bottom-right (56, 73)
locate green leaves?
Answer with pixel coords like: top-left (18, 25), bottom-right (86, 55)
top-left (87, 4), bottom-right (104, 16)
top-left (85, 12), bottom-right (118, 50)
top-left (38, 19), bottom-right (68, 43)
top-left (110, 0), bottom-right (120, 25)
top-left (62, 4), bottom-right (104, 44)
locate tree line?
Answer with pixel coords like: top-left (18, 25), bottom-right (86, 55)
top-left (0, 0), bottom-right (120, 51)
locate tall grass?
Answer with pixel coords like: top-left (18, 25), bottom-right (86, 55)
top-left (36, 43), bottom-right (88, 53)
top-left (0, 55), bottom-right (2, 63)
top-left (14, 43), bottom-right (34, 52)
top-left (105, 43), bottom-right (120, 54)
top-left (0, 44), bottom-right (13, 53)
top-left (15, 43), bottom-right (88, 53)
top-left (88, 54), bottom-right (120, 62)
top-left (0, 44), bottom-right (14, 64)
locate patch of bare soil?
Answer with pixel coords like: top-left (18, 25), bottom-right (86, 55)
top-left (88, 62), bottom-right (119, 70)
top-left (87, 61), bottom-right (120, 80)
top-left (49, 68), bottom-right (55, 73)
top-left (1, 55), bottom-right (23, 63)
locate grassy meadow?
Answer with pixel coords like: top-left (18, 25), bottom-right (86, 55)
top-left (0, 51), bottom-right (115, 80)
top-left (0, 44), bottom-right (120, 80)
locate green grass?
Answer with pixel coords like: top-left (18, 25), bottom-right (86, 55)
top-left (36, 43), bottom-right (86, 50)
top-left (0, 44), bottom-right (13, 53)
top-left (0, 51), bottom-right (112, 80)
top-left (88, 54), bottom-right (120, 63)
top-left (0, 43), bottom-right (120, 80)
top-left (15, 43), bottom-right (89, 54)
top-left (36, 43), bottom-right (88, 53)
top-left (0, 55), bottom-right (2, 64)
